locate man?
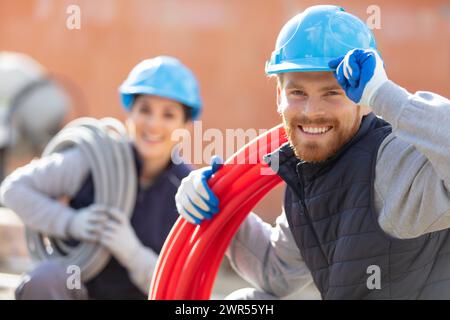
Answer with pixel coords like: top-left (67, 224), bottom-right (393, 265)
top-left (175, 5), bottom-right (450, 299)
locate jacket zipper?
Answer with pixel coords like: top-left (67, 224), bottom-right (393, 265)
top-left (295, 164), bottom-right (330, 265)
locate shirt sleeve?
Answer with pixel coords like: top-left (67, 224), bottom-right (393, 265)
top-left (0, 147), bottom-right (90, 238)
top-left (372, 81), bottom-right (450, 239)
top-left (225, 210), bottom-right (314, 298)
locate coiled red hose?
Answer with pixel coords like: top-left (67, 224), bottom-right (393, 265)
top-left (149, 124), bottom-right (287, 300)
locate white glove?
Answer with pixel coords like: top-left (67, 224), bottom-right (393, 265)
top-left (66, 204), bottom-right (107, 242)
top-left (99, 207), bottom-right (141, 266)
top-left (175, 156), bottom-right (223, 224)
top-left (99, 207), bottom-right (158, 294)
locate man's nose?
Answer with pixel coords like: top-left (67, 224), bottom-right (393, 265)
top-left (302, 97), bottom-right (326, 117)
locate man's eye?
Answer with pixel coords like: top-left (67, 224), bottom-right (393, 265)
top-left (291, 90), bottom-right (306, 96)
top-left (139, 106), bottom-right (151, 114)
top-left (325, 91), bottom-right (340, 96)
top-left (164, 113), bottom-right (175, 119)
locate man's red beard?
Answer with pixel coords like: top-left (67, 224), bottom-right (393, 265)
top-left (284, 115), bottom-right (351, 163)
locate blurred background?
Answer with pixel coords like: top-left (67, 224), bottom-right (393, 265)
top-left (0, 0), bottom-right (449, 299)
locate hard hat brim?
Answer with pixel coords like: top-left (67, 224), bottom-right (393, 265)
top-left (119, 85), bottom-right (202, 120)
top-left (120, 85), bottom-right (202, 109)
top-left (265, 57), bottom-right (336, 75)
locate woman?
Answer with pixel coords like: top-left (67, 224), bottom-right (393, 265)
top-left (0, 56), bottom-right (202, 299)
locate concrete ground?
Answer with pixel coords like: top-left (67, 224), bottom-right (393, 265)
top-left (0, 207), bottom-right (320, 300)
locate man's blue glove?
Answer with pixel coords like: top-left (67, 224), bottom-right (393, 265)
top-left (175, 155), bottom-right (223, 224)
top-left (328, 48), bottom-right (388, 107)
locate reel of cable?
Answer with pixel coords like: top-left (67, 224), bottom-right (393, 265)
top-left (150, 124), bottom-right (286, 299)
top-left (25, 117), bottom-right (137, 281)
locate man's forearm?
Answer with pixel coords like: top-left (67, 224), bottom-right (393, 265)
top-left (372, 81), bottom-right (450, 180)
top-left (373, 81), bottom-right (450, 239)
top-left (226, 212), bottom-right (313, 297)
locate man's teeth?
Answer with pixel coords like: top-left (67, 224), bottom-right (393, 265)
top-left (301, 126), bottom-right (332, 134)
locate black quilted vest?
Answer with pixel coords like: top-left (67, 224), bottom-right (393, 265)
top-left (265, 113), bottom-right (450, 299)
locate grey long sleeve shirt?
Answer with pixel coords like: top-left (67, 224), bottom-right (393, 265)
top-left (226, 81), bottom-right (450, 298)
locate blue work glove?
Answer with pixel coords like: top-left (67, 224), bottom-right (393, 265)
top-left (175, 155), bottom-right (223, 224)
top-left (328, 48), bottom-right (388, 107)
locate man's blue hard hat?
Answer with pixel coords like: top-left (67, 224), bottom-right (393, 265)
top-left (265, 5), bottom-right (377, 75)
top-left (119, 56), bottom-right (202, 120)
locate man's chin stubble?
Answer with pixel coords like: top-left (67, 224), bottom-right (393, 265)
top-left (289, 135), bottom-right (345, 163)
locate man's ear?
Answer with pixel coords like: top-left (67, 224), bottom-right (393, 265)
top-left (276, 83), bottom-right (282, 109)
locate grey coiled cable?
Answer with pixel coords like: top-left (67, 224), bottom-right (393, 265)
top-left (25, 117), bottom-right (137, 281)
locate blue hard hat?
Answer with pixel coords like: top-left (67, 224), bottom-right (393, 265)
top-left (265, 5), bottom-right (377, 75)
top-left (119, 56), bottom-right (202, 119)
